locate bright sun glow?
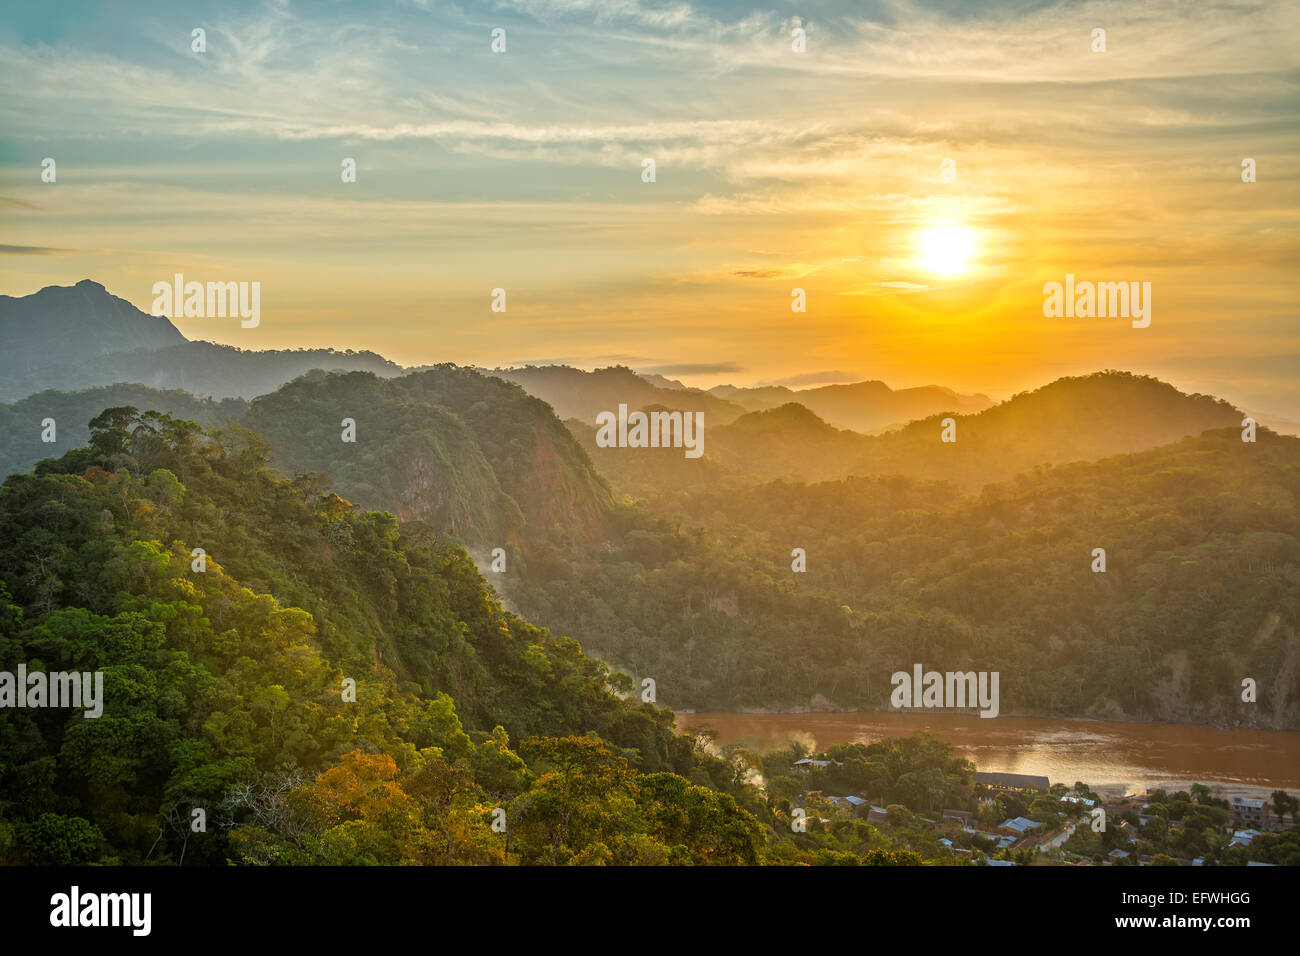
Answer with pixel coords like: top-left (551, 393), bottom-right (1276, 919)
top-left (917, 224), bottom-right (976, 277)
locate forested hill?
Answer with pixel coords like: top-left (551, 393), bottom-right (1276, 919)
top-left (1, 367), bottom-right (616, 554)
top-left (490, 364), bottom-right (748, 424)
top-left (495, 365), bottom-right (992, 437)
top-left (848, 371), bottom-right (1244, 490)
top-left (507, 426), bottom-right (1300, 726)
top-left (0, 384), bottom-right (248, 480)
top-left (244, 366), bottom-right (615, 551)
top-left (0, 410), bottom-right (764, 865)
top-left (2, 364), bottom-right (1291, 732)
top-left (567, 371), bottom-right (1249, 495)
top-left (569, 401), bottom-right (865, 492)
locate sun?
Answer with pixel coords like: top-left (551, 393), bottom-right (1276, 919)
top-left (917, 224), bottom-right (977, 277)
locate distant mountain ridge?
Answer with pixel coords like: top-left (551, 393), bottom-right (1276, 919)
top-left (488, 364), bottom-right (748, 424)
top-left (567, 370), bottom-right (1251, 495)
top-left (0, 279), bottom-right (186, 378)
top-left (0, 282), bottom-right (1265, 506)
top-left (847, 371), bottom-right (1246, 490)
top-left (708, 379), bottom-right (993, 433)
top-left (635, 372), bottom-right (690, 391)
top-left (491, 364), bottom-right (994, 439)
top-left (0, 339), bottom-right (405, 403)
top-left (0, 281), bottom-right (405, 402)
top-left (0, 281), bottom-right (1038, 450)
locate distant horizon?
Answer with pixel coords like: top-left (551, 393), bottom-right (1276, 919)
top-left (8, 276), bottom-right (1299, 426)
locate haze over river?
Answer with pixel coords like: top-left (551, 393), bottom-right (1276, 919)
top-left (676, 712), bottom-right (1300, 800)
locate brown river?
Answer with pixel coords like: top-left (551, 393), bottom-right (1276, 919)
top-left (676, 712), bottom-right (1300, 800)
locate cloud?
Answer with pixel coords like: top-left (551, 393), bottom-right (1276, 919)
top-left (729, 266), bottom-right (800, 279)
top-left (494, 0), bottom-right (699, 30)
top-left (0, 244), bottom-right (74, 255)
top-left (4, 0), bottom-right (1289, 161)
top-left (763, 370), bottom-right (865, 387)
top-left (594, 353), bottom-right (658, 363)
top-left (637, 362), bottom-right (744, 375)
top-left (838, 281), bottom-right (932, 295)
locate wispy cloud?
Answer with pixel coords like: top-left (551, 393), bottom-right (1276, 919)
top-left (0, 244), bottom-right (74, 255)
top-left (638, 362), bottom-right (745, 375)
top-left (763, 370), bottom-right (864, 387)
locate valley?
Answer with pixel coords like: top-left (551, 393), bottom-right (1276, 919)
top-left (1, 279), bottom-right (1296, 868)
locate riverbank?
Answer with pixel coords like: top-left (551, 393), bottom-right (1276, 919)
top-left (670, 705), bottom-right (1294, 734)
top-left (676, 710), bottom-right (1300, 800)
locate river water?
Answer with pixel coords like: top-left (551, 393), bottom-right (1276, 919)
top-left (676, 711), bottom-right (1300, 800)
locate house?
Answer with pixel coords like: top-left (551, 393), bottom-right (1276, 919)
top-left (867, 806), bottom-right (889, 825)
top-left (1060, 795), bottom-right (1096, 808)
top-left (1229, 829), bottom-right (1263, 848)
top-left (975, 771), bottom-right (1050, 792)
top-left (1108, 849), bottom-right (1130, 860)
top-left (986, 859), bottom-right (1017, 866)
top-left (791, 758), bottom-right (833, 772)
top-left (997, 816), bottom-right (1043, 836)
top-left (826, 795), bottom-right (868, 812)
top-left (942, 809), bottom-right (974, 826)
top-left (1230, 796), bottom-right (1274, 830)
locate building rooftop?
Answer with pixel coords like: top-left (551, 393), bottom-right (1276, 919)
top-left (1229, 829), bottom-right (1263, 847)
top-left (998, 816), bottom-right (1043, 833)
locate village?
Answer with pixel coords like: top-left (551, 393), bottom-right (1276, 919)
top-left (788, 758), bottom-right (1293, 867)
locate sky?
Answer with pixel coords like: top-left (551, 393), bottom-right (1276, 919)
top-left (1, 0), bottom-right (1297, 415)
